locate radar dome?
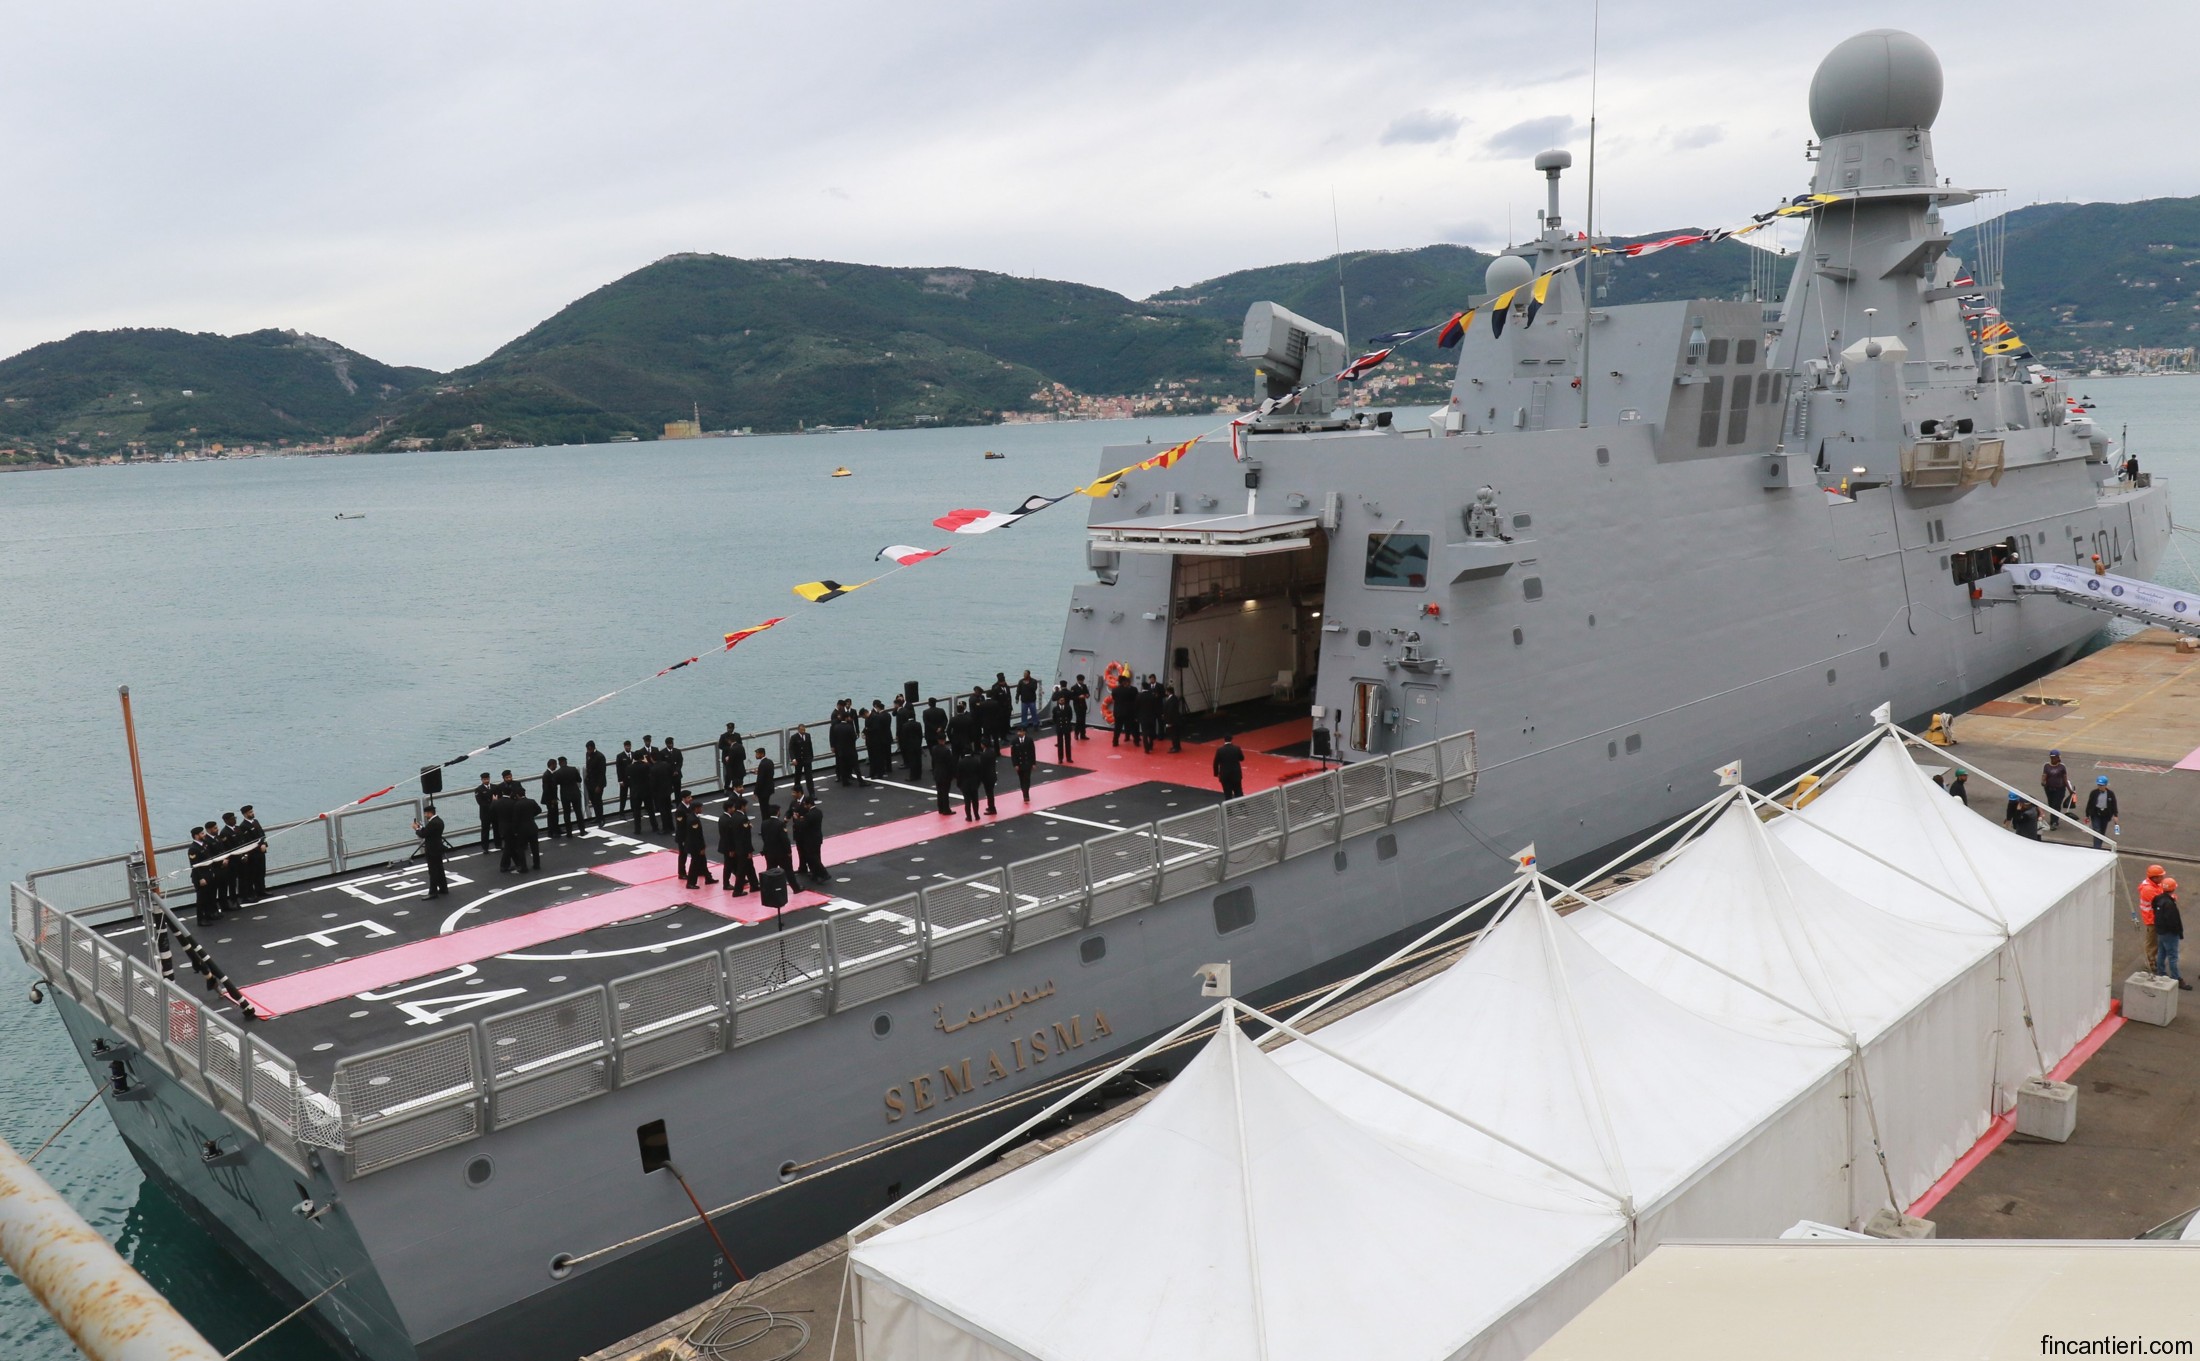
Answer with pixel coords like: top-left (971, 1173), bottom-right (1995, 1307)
top-left (1485, 254), bottom-right (1533, 297)
top-left (1809, 29), bottom-right (1942, 137)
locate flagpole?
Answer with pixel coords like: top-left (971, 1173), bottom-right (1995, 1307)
top-left (1579, 0), bottom-right (1599, 428)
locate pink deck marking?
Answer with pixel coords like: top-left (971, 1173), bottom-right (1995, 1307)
top-left (2176, 745), bottom-right (2200, 772)
top-left (1055, 737), bottom-right (1323, 795)
top-left (240, 768), bottom-right (1153, 1016)
top-left (1232, 716), bottom-right (1314, 754)
top-left (1907, 1004), bottom-right (2125, 1217)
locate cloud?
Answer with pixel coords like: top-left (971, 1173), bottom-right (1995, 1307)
top-left (1485, 115), bottom-right (1579, 159)
top-left (1668, 124), bottom-right (1723, 151)
top-left (1379, 108), bottom-right (1463, 146)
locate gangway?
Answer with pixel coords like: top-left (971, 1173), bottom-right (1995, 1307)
top-left (2003, 561), bottom-right (2200, 638)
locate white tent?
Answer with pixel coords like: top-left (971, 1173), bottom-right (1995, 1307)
top-left (1272, 888), bottom-right (1851, 1266)
top-left (851, 1022), bottom-right (1631, 1361)
top-left (1768, 736), bottom-right (2116, 1102)
top-left (1571, 801), bottom-right (2012, 1221)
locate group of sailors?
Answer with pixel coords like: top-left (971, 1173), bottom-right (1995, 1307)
top-left (407, 667), bottom-right (1247, 906)
top-left (185, 809), bottom-right (267, 923)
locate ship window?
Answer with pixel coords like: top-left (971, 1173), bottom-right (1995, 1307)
top-left (1333, 850), bottom-right (1348, 873)
top-left (1726, 378), bottom-right (1751, 444)
top-left (1707, 338), bottom-right (1730, 365)
top-left (1827, 668), bottom-right (1837, 684)
top-left (1522, 577), bottom-right (1544, 600)
top-left (1756, 372), bottom-right (1772, 403)
top-left (1213, 887), bottom-right (1256, 935)
top-left (1608, 741), bottom-right (1618, 760)
top-left (1625, 733), bottom-right (1643, 754)
top-left (1512, 513), bottom-right (1532, 528)
top-left (1879, 651), bottom-right (1890, 669)
top-left (1355, 629), bottom-right (1372, 647)
top-left (1512, 627), bottom-right (1525, 645)
top-left (1079, 935), bottom-right (1106, 965)
top-left (637, 1120), bottom-right (671, 1175)
top-left (1364, 533), bottom-right (1430, 588)
top-left (1697, 376), bottom-right (1726, 447)
top-left (1737, 338), bottom-right (1758, 365)
top-left (465, 1156), bottom-right (495, 1188)
top-left (1595, 446), bottom-right (1610, 465)
top-left (2114, 528), bottom-right (2123, 562)
top-left (1376, 834), bottom-right (1398, 861)
top-left (872, 1012), bottom-right (892, 1037)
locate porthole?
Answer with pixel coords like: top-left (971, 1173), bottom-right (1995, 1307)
top-left (1879, 651), bottom-right (1889, 670)
top-left (1356, 629), bottom-right (1373, 648)
top-left (1608, 741), bottom-right (1618, 760)
top-left (1625, 733), bottom-right (1643, 754)
top-left (464, 1155), bottom-right (495, 1188)
top-left (1512, 513), bottom-right (1533, 529)
top-left (1213, 887), bottom-right (1256, 935)
top-left (1079, 935), bottom-right (1107, 965)
top-left (1826, 668), bottom-right (1837, 684)
top-left (871, 1012), bottom-right (892, 1038)
top-left (1595, 447), bottom-right (1610, 465)
top-left (1522, 577), bottom-right (1544, 601)
top-left (1512, 627), bottom-right (1525, 646)
top-left (1588, 614), bottom-right (1596, 627)
top-left (1376, 834), bottom-right (1398, 861)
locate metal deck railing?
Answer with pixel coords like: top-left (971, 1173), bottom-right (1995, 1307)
top-left (11, 731), bottom-right (1476, 1180)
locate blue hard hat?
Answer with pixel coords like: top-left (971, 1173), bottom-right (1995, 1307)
top-left (2007, 791), bottom-right (2021, 801)
top-left (2098, 775), bottom-right (2110, 786)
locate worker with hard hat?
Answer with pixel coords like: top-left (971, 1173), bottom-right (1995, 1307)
top-left (2083, 774), bottom-right (2118, 849)
top-left (2140, 865), bottom-right (2170, 970)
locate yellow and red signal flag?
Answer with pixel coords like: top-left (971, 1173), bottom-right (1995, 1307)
top-left (722, 617), bottom-right (785, 650)
top-left (1139, 437), bottom-right (1198, 471)
top-left (1436, 308), bottom-right (1476, 349)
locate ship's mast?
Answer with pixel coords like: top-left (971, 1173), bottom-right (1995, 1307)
top-left (1580, 0), bottom-right (1600, 428)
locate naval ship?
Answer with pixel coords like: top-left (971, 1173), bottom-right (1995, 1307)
top-left (8, 28), bottom-right (2173, 1361)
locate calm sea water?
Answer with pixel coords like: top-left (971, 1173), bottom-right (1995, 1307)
top-left (0, 413), bottom-right (1213, 1360)
top-left (4, 379), bottom-right (2200, 1357)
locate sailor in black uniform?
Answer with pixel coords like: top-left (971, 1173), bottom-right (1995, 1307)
top-left (651, 751), bottom-right (677, 833)
top-left (188, 827), bottom-right (214, 924)
top-left (541, 760), bottom-right (564, 839)
top-left (898, 702), bottom-right (925, 781)
top-left (930, 738), bottom-right (957, 814)
top-left (923, 696), bottom-right (948, 748)
top-left (1051, 692), bottom-right (1075, 763)
top-left (753, 748), bottom-right (776, 811)
top-left (988, 674), bottom-right (1012, 744)
top-left (677, 794), bottom-right (716, 888)
top-left (956, 748), bottom-right (984, 822)
top-left (1213, 735), bottom-right (1246, 800)
top-left (759, 804), bottom-right (793, 877)
top-left (237, 805), bottom-right (266, 899)
top-left (584, 743), bottom-right (608, 825)
top-left (212, 816), bottom-right (239, 915)
top-left (558, 757), bottom-right (584, 833)
top-left (787, 724), bottom-right (817, 798)
top-left (412, 804), bottom-right (450, 898)
top-left (720, 800), bottom-right (758, 894)
top-left (1016, 670), bottom-right (1040, 729)
top-left (830, 708), bottom-right (861, 787)
top-left (1071, 675), bottom-right (1090, 738)
top-left (475, 773), bottom-right (498, 849)
top-left (718, 723), bottom-right (745, 792)
top-left (627, 751), bottom-right (652, 832)
top-left (1164, 685), bottom-right (1187, 753)
top-left (793, 795), bottom-right (829, 884)
top-left (1138, 677), bottom-right (1163, 753)
top-left (978, 741), bottom-right (1000, 815)
top-left (864, 701), bottom-right (894, 778)
top-left (1111, 673), bottom-right (1138, 746)
top-left (1010, 728), bottom-right (1037, 803)
top-left (947, 699), bottom-right (978, 755)
top-left (614, 742), bottom-right (634, 815)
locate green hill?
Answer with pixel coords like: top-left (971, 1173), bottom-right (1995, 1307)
top-left (0, 328), bottom-right (434, 458)
top-left (1951, 198), bottom-right (2200, 358)
top-left (9, 194), bottom-right (2196, 460)
top-left (375, 254), bottom-right (1244, 448)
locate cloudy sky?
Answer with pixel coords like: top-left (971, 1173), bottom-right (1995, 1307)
top-left (6, 1), bottom-right (2195, 371)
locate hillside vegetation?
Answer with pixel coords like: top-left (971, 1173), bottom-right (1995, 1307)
top-left (5, 194), bottom-right (2191, 459)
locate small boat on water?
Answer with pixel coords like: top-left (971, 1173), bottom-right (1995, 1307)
top-left (831, 466), bottom-right (853, 478)
top-left (983, 450), bottom-right (1004, 460)
top-left (333, 513), bottom-right (366, 520)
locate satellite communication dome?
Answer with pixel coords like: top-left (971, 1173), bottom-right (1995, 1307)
top-left (1808, 29), bottom-right (1943, 137)
top-left (1485, 254), bottom-right (1534, 297)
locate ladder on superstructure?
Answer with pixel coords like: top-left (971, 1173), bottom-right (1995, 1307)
top-left (2001, 562), bottom-right (2200, 639)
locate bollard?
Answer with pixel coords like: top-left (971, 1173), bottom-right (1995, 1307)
top-left (0, 1133), bottom-right (222, 1361)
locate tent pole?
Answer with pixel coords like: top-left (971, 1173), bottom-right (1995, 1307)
top-left (845, 999), bottom-right (1230, 1243)
top-left (1222, 1001), bottom-right (1274, 1361)
top-left (1524, 880), bottom-right (1639, 1231)
top-left (1895, 725), bottom-right (2110, 847)
top-left (1238, 1002), bottom-right (1630, 1207)
top-left (1281, 876), bottom-right (1528, 1027)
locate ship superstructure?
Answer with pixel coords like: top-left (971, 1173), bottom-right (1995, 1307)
top-left (8, 29), bottom-right (2172, 1361)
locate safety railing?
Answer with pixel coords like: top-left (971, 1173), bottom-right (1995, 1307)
top-left (14, 733), bottom-right (1476, 1180)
